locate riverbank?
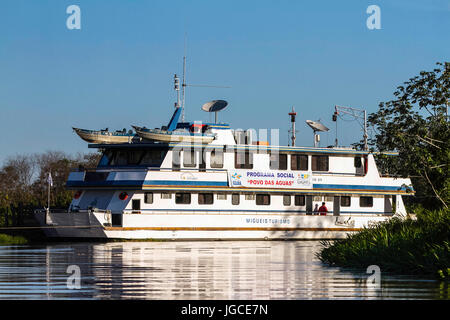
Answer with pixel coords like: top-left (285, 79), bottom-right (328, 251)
top-left (318, 209), bottom-right (450, 280)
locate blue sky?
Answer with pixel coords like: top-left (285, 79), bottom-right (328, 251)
top-left (0, 0), bottom-right (449, 163)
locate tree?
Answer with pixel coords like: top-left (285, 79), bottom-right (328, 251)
top-left (0, 151), bottom-right (102, 226)
top-left (368, 62), bottom-right (449, 209)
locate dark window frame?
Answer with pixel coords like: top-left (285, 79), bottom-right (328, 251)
top-left (210, 149), bottom-right (224, 169)
top-left (291, 154), bottom-right (309, 171)
top-left (270, 153), bottom-right (288, 170)
top-left (256, 194), bottom-right (271, 206)
top-left (360, 196), bottom-right (373, 207)
top-left (354, 156), bottom-right (362, 168)
top-left (341, 196), bottom-right (351, 207)
top-left (183, 149), bottom-right (197, 168)
top-left (144, 192), bottom-right (153, 204)
top-left (232, 193), bottom-right (240, 205)
top-left (175, 193), bottom-right (191, 204)
top-left (234, 150), bottom-right (254, 169)
top-left (295, 195), bottom-right (306, 206)
top-left (283, 194), bottom-right (291, 206)
top-left (312, 155), bottom-right (329, 172)
top-left (198, 193), bottom-right (214, 205)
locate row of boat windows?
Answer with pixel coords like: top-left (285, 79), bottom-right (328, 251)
top-left (176, 150), bottom-right (331, 171)
top-left (99, 149), bottom-right (364, 172)
top-left (139, 192), bottom-right (374, 207)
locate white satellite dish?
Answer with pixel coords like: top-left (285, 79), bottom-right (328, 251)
top-left (306, 120), bottom-right (329, 132)
top-left (306, 120), bottom-right (329, 147)
top-left (202, 100), bottom-right (228, 123)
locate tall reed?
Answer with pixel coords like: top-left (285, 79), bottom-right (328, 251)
top-left (318, 209), bottom-right (450, 279)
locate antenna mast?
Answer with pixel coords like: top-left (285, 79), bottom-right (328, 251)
top-left (288, 107), bottom-right (297, 146)
top-left (181, 55), bottom-right (187, 122)
top-left (174, 74), bottom-right (180, 108)
top-left (333, 105), bottom-right (368, 151)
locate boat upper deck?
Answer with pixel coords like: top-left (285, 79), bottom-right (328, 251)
top-left (88, 141), bottom-right (398, 156)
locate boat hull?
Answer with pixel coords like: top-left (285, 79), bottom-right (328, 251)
top-left (73, 128), bottom-right (137, 144)
top-left (34, 211), bottom-right (389, 240)
top-left (135, 129), bottom-right (214, 143)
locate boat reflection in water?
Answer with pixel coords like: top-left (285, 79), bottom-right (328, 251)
top-left (0, 241), bottom-right (447, 300)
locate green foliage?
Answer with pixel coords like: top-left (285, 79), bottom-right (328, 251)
top-left (0, 233), bottom-right (28, 245)
top-left (318, 209), bottom-right (450, 279)
top-left (368, 62), bottom-right (449, 209)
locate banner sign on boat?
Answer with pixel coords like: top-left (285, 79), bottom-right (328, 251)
top-left (228, 170), bottom-right (312, 189)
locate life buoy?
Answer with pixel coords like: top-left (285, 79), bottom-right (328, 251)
top-left (74, 190), bottom-right (82, 199)
top-left (119, 192), bottom-right (128, 200)
top-left (190, 124), bottom-right (207, 133)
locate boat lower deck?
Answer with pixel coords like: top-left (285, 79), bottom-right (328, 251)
top-left (34, 210), bottom-right (391, 240)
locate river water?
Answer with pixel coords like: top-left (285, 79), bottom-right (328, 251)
top-left (0, 241), bottom-right (447, 300)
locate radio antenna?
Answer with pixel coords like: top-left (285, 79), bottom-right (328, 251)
top-left (181, 34), bottom-right (187, 122)
top-left (179, 33), bottom-right (230, 122)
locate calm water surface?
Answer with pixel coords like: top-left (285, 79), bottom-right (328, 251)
top-left (0, 241), bottom-right (447, 300)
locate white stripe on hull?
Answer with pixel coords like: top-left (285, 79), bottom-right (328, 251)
top-left (35, 211), bottom-right (389, 240)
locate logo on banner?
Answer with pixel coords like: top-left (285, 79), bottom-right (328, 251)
top-left (231, 173), bottom-right (242, 186)
top-left (297, 173), bottom-right (311, 186)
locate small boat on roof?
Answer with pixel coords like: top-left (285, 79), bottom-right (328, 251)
top-left (73, 127), bottom-right (139, 144)
top-left (132, 106), bottom-right (216, 144)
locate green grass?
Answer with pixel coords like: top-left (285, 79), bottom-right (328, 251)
top-left (0, 233), bottom-right (29, 245)
top-left (317, 209), bottom-right (450, 280)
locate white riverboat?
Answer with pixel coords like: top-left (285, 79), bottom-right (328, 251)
top-left (34, 76), bottom-right (414, 240)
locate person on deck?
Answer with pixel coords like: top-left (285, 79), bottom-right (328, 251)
top-left (318, 202), bottom-right (328, 216)
top-left (313, 204), bottom-right (319, 215)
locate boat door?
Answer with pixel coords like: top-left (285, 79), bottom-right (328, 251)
top-left (333, 196), bottom-right (340, 216)
top-left (306, 195), bottom-right (313, 215)
top-left (199, 148), bottom-right (206, 172)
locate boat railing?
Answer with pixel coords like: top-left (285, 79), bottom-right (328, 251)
top-left (72, 166), bottom-right (228, 173)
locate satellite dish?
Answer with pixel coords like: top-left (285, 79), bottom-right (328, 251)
top-left (306, 120), bottom-right (329, 132)
top-left (306, 120), bottom-right (329, 147)
top-left (202, 100), bottom-right (228, 112)
top-left (201, 100), bottom-right (228, 123)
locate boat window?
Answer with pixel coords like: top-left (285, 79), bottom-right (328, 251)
top-left (312, 155), bottom-right (329, 171)
top-left (217, 194), bottom-right (227, 200)
top-left (270, 153), bottom-right (288, 170)
top-left (283, 194), bottom-right (291, 206)
top-left (235, 150), bottom-right (253, 169)
top-left (354, 156), bottom-right (362, 168)
top-left (198, 193), bottom-right (214, 205)
top-left (232, 193), bottom-right (240, 205)
top-left (98, 151), bottom-right (113, 167)
top-left (161, 193), bottom-right (172, 199)
top-left (245, 194), bottom-right (255, 201)
top-left (172, 150), bottom-right (181, 171)
top-left (183, 149), bottom-right (196, 167)
top-left (140, 149), bottom-right (168, 167)
top-left (175, 193), bottom-right (191, 204)
top-left (341, 196), bottom-right (351, 207)
top-left (295, 195), bottom-right (305, 206)
top-left (210, 149), bottom-right (224, 168)
top-left (132, 199), bottom-right (141, 213)
top-left (256, 194), bottom-right (270, 206)
top-left (144, 192), bottom-right (153, 204)
top-left (291, 155), bottom-right (308, 171)
top-left (110, 151), bottom-right (128, 166)
top-left (360, 196), bottom-right (373, 207)
top-left (128, 151), bottom-right (144, 165)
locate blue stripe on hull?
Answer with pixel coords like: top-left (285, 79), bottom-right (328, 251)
top-left (313, 184), bottom-right (408, 191)
top-left (67, 180), bottom-right (229, 187)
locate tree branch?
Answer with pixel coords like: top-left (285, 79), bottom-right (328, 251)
top-left (423, 169), bottom-right (448, 209)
